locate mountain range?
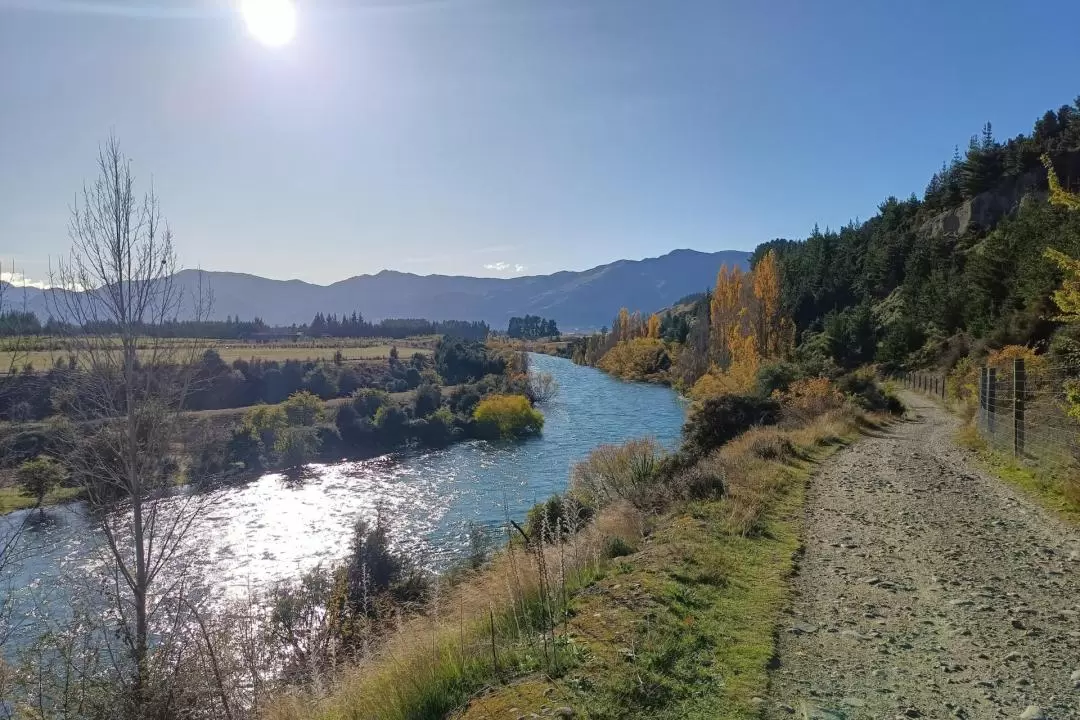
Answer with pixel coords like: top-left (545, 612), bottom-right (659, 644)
top-left (1, 249), bottom-right (749, 331)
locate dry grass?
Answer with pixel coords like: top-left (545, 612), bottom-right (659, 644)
top-left (0, 338), bottom-right (433, 371)
top-left (263, 504), bottom-right (645, 720)
top-left (268, 404), bottom-right (878, 720)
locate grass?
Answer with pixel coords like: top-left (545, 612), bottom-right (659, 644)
top-left (956, 422), bottom-right (1080, 527)
top-left (0, 485), bottom-right (84, 514)
top-left (264, 408), bottom-right (875, 720)
top-left (454, 413), bottom-right (869, 720)
top-left (0, 338), bottom-right (433, 371)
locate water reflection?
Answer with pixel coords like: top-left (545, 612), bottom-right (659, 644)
top-left (3, 354), bottom-right (686, 647)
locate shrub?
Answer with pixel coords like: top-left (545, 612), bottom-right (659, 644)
top-left (604, 536), bottom-right (636, 559)
top-left (413, 383), bottom-right (442, 418)
top-left (682, 394), bottom-right (780, 459)
top-left (755, 361), bottom-right (800, 397)
top-left (597, 338), bottom-right (671, 381)
top-left (351, 389), bottom-right (391, 419)
top-left (772, 377), bottom-right (845, 421)
top-left (525, 494), bottom-right (592, 542)
top-left (374, 405), bottom-right (409, 446)
top-left (283, 391), bottom-right (324, 426)
top-left (569, 438), bottom-right (666, 508)
top-left (274, 426), bottom-right (322, 470)
top-left (836, 372), bottom-right (904, 414)
top-left (15, 457), bottom-right (65, 507)
top-left (472, 394), bottom-right (543, 439)
top-left (303, 367), bottom-right (338, 399)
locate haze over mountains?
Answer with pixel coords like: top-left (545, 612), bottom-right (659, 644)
top-left (1, 249), bottom-right (749, 331)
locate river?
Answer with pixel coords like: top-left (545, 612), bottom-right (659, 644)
top-left (1, 354), bottom-right (685, 649)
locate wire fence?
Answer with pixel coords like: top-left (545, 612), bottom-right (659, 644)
top-left (899, 360), bottom-right (1080, 481)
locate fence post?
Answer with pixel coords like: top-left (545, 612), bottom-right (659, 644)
top-left (987, 368), bottom-right (998, 436)
top-left (941, 373), bottom-right (947, 401)
top-left (1013, 358), bottom-right (1025, 458)
top-left (978, 367), bottom-right (987, 430)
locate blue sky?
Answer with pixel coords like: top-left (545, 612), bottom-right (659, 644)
top-left (1, 0), bottom-right (1079, 286)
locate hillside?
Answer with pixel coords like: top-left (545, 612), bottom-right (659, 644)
top-left (755, 98), bottom-right (1080, 370)
top-left (0, 248), bottom-right (749, 331)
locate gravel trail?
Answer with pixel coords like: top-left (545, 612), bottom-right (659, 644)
top-left (766, 391), bottom-right (1080, 720)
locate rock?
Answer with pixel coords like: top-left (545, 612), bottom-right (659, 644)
top-left (842, 697), bottom-right (867, 707)
top-left (903, 709), bottom-right (923, 718)
top-left (1019, 706), bottom-right (1045, 720)
top-left (1071, 668), bottom-right (1080, 687)
top-left (790, 621), bottom-right (820, 635)
top-left (553, 709), bottom-right (575, 719)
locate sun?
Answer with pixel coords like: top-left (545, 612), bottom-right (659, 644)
top-left (241, 0), bottom-right (297, 47)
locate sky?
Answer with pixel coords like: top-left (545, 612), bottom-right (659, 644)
top-left (1, 0), bottom-right (1080, 287)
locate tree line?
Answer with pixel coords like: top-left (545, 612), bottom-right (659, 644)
top-left (0, 310), bottom-right (489, 341)
top-left (506, 315), bottom-right (559, 339)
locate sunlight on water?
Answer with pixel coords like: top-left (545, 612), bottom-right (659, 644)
top-left (3, 354), bottom-right (685, 647)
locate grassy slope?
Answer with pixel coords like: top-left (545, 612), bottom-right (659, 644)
top-left (264, 409), bottom-right (874, 720)
top-left (454, 416), bottom-right (867, 720)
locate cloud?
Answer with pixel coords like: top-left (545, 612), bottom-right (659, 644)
top-left (483, 262), bottom-right (528, 274)
top-left (0, 271), bottom-right (50, 290)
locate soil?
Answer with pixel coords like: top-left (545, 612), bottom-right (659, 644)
top-left (765, 391), bottom-right (1080, 720)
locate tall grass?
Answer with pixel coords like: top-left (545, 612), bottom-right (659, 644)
top-left (264, 505), bottom-right (643, 720)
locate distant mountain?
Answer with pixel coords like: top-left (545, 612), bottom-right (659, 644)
top-left (1, 249), bottom-right (750, 331)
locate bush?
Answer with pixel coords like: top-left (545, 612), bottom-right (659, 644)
top-left (836, 372), bottom-right (904, 414)
top-left (597, 338), bottom-right (671, 381)
top-left (472, 394), bottom-right (543, 439)
top-left (274, 426), bottom-right (322, 470)
top-left (682, 394), bottom-right (780, 459)
top-left (772, 377), bottom-right (845, 421)
top-left (374, 404), bottom-right (409, 446)
top-left (604, 536), bottom-right (636, 559)
top-left (413, 383), bottom-right (442, 418)
top-left (525, 494), bottom-right (592, 542)
top-left (755, 361), bottom-right (800, 397)
top-left (283, 391), bottom-right (324, 426)
top-left (15, 457), bottom-right (65, 507)
top-left (351, 389), bottom-right (391, 418)
top-left (569, 438), bottom-right (666, 508)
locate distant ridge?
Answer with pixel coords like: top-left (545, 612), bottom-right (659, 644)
top-left (2, 249), bottom-right (750, 331)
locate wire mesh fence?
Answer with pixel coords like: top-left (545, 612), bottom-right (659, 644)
top-left (898, 360), bottom-right (1080, 482)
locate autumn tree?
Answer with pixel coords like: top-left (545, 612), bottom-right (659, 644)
top-left (646, 313), bottom-right (661, 339)
top-left (752, 250), bottom-right (787, 357)
top-left (710, 265), bottom-right (743, 369)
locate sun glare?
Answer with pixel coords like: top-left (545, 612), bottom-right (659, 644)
top-left (241, 0), bottom-right (297, 47)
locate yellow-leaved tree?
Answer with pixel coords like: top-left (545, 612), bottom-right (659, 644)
top-left (752, 249), bottom-right (788, 357)
top-left (1043, 154), bottom-right (1080, 211)
top-left (646, 313), bottom-right (661, 339)
top-left (710, 265), bottom-right (743, 369)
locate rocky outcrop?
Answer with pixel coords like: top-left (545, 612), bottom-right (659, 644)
top-left (922, 171), bottom-right (1047, 239)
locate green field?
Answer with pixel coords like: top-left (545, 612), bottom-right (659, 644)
top-left (0, 337), bottom-right (434, 372)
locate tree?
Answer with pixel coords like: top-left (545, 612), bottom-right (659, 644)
top-left (47, 136), bottom-right (212, 713)
top-left (283, 391), bottom-right (324, 426)
top-left (1044, 154), bottom-right (1080, 210)
top-left (15, 457), bottom-right (65, 512)
top-left (646, 313), bottom-right (661, 339)
top-left (710, 265), bottom-right (743, 369)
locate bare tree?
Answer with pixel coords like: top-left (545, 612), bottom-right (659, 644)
top-left (47, 136), bottom-right (212, 715)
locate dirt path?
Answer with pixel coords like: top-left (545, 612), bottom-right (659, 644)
top-left (766, 391), bottom-right (1080, 720)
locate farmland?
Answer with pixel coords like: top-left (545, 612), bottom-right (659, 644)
top-left (0, 335), bottom-right (436, 372)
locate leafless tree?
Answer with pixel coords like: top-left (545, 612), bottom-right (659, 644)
top-left (528, 371), bottom-right (559, 404)
top-left (46, 135), bottom-right (212, 715)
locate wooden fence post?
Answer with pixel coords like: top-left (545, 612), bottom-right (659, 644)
top-left (987, 368), bottom-right (998, 436)
top-left (941, 373), bottom-right (947, 401)
top-left (1013, 358), bottom-right (1025, 458)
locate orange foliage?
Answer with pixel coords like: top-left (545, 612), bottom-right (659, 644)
top-left (772, 377), bottom-right (844, 419)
